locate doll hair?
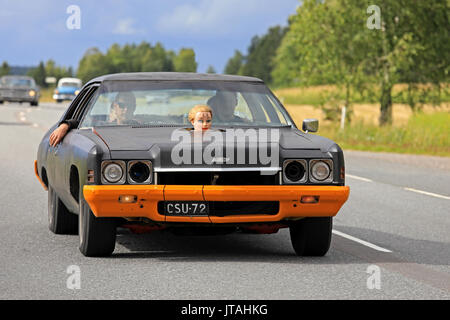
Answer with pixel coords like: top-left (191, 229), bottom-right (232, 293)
top-left (188, 104), bottom-right (213, 123)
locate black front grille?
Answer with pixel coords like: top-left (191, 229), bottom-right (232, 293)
top-left (158, 171), bottom-right (279, 185)
top-left (209, 201), bottom-right (279, 216)
top-left (1, 89), bottom-right (28, 98)
top-left (158, 201), bottom-right (279, 216)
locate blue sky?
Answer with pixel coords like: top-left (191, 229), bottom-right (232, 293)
top-left (1, 0), bottom-right (299, 73)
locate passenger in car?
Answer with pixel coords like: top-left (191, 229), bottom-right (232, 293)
top-left (49, 92), bottom-right (137, 147)
top-left (207, 91), bottom-right (245, 123)
top-left (188, 104), bottom-right (213, 131)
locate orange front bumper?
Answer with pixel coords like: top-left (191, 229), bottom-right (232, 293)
top-left (83, 185), bottom-right (350, 224)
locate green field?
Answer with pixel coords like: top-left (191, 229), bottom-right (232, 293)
top-left (274, 84), bottom-right (450, 107)
top-left (314, 112), bottom-right (450, 157)
top-left (39, 87), bottom-right (55, 102)
top-left (274, 84), bottom-right (450, 157)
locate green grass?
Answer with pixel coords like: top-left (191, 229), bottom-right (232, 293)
top-left (39, 87), bottom-right (54, 102)
top-left (274, 84), bottom-right (450, 107)
top-left (282, 92), bottom-right (328, 106)
top-left (317, 112), bottom-right (450, 157)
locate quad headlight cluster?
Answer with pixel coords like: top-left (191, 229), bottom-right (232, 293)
top-left (101, 160), bottom-right (153, 185)
top-left (283, 159), bottom-right (333, 184)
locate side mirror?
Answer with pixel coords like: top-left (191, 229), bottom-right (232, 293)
top-left (302, 119), bottom-right (319, 133)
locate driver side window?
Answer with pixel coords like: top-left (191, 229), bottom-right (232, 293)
top-left (61, 84), bottom-right (99, 128)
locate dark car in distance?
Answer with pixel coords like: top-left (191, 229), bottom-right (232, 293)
top-left (0, 75), bottom-right (40, 106)
top-left (34, 72), bottom-right (349, 257)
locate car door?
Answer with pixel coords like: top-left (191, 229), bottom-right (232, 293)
top-left (52, 84), bottom-right (99, 201)
top-left (46, 86), bottom-right (91, 188)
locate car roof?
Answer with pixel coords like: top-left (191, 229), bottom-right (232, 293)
top-left (58, 77), bottom-right (82, 83)
top-left (86, 72), bottom-right (264, 85)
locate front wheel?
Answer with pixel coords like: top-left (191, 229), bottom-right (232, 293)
top-left (289, 217), bottom-right (332, 256)
top-left (79, 198), bottom-right (117, 257)
top-left (48, 185), bottom-right (78, 234)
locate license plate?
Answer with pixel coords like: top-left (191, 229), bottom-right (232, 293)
top-left (164, 201), bottom-right (209, 216)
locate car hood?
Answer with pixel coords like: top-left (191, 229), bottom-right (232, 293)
top-left (92, 126), bottom-right (335, 168)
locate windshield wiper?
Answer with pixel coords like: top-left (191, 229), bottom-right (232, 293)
top-left (131, 123), bottom-right (186, 128)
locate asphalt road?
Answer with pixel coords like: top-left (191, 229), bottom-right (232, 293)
top-left (0, 101), bottom-right (449, 300)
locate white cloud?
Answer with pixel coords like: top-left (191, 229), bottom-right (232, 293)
top-left (156, 0), bottom-right (271, 35)
top-left (113, 18), bottom-right (143, 35)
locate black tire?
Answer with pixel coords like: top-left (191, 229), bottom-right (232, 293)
top-left (30, 101), bottom-right (38, 106)
top-left (56, 99), bottom-right (62, 103)
top-left (0, 100), bottom-right (3, 104)
top-left (289, 217), bottom-right (333, 256)
top-left (48, 185), bottom-right (78, 234)
top-left (79, 198), bottom-right (117, 257)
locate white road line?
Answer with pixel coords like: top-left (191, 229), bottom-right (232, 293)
top-left (332, 229), bottom-right (392, 253)
top-left (404, 187), bottom-right (450, 200)
top-left (18, 112), bottom-right (27, 122)
top-left (346, 174), bottom-right (373, 182)
top-left (346, 174), bottom-right (449, 200)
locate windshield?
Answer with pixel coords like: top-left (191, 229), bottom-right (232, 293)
top-left (60, 82), bottom-right (81, 88)
top-left (2, 77), bottom-right (33, 86)
top-left (80, 80), bottom-right (292, 128)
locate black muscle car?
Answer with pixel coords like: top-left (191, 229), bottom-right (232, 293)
top-left (0, 75), bottom-right (40, 106)
top-left (35, 72), bottom-right (349, 257)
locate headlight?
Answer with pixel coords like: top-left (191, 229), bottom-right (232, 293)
top-left (28, 90), bottom-right (35, 97)
top-left (54, 89), bottom-right (59, 94)
top-left (127, 160), bottom-right (152, 184)
top-left (282, 159), bottom-right (307, 184)
top-left (74, 90), bottom-right (80, 95)
top-left (101, 161), bottom-right (126, 184)
top-left (310, 160), bottom-right (333, 183)
top-left (104, 163), bottom-right (123, 183)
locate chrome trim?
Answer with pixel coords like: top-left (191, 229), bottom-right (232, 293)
top-left (309, 159), bottom-right (333, 183)
top-left (153, 167), bottom-right (281, 173)
top-left (282, 159), bottom-right (308, 184)
top-left (101, 160), bottom-right (126, 185)
top-left (127, 160), bottom-right (153, 184)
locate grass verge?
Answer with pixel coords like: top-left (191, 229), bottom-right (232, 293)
top-left (316, 112), bottom-right (450, 157)
top-left (39, 87), bottom-right (55, 102)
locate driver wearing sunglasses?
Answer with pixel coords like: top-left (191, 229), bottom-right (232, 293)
top-left (108, 92), bottom-right (137, 125)
top-left (49, 92), bottom-right (138, 147)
